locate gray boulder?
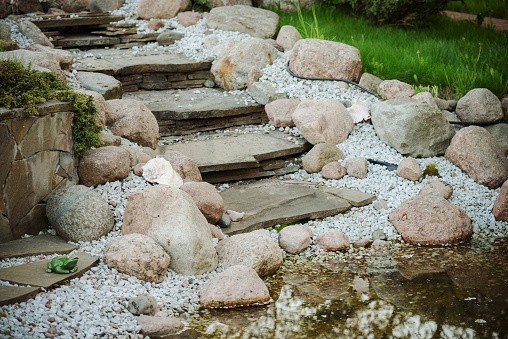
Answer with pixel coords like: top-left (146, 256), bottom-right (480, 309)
top-left (456, 88), bottom-right (503, 123)
top-left (371, 97), bottom-right (454, 157)
top-left (485, 123), bottom-right (508, 155)
top-left (127, 295), bottom-right (157, 315)
top-left (122, 185), bottom-right (218, 276)
top-left (78, 146), bottom-right (131, 187)
top-left (46, 185), bottom-right (114, 242)
top-left (90, 0), bottom-right (125, 12)
top-left (217, 232), bottom-right (283, 277)
top-left (211, 38), bottom-right (278, 90)
top-left (77, 72), bottom-right (123, 100)
top-left (248, 82), bottom-right (287, 105)
top-left (206, 5), bottom-right (280, 39)
top-left (18, 21), bottom-right (53, 48)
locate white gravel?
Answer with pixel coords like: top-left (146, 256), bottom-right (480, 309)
top-left (1, 0), bottom-right (507, 338)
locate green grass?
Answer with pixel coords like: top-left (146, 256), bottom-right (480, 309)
top-left (279, 6), bottom-right (508, 98)
top-left (446, 0), bottom-right (508, 20)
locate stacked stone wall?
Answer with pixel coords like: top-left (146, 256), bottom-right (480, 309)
top-left (0, 101), bottom-right (78, 242)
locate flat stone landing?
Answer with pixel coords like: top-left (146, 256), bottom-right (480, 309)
top-left (219, 182), bottom-right (376, 235)
top-left (0, 234), bottom-right (78, 260)
top-left (125, 88), bottom-right (268, 136)
top-left (75, 49), bottom-right (211, 92)
top-left (0, 252), bottom-right (98, 290)
top-left (158, 132), bottom-right (311, 183)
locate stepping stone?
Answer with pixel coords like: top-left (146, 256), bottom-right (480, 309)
top-left (58, 34), bottom-right (121, 48)
top-left (0, 286), bottom-right (41, 306)
top-left (320, 187), bottom-right (377, 207)
top-left (126, 88), bottom-right (268, 135)
top-left (31, 13), bottom-right (124, 29)
top-left (219, 182), bottom-right (352, 235)
top-left (0, 252), bottom-right (98, 289)
top-left (0, 234), bottom-right (78, 260)
top-left (159, 132), bottom-right (311, 183)
top-left (77, 71), bottom-right (123, 100)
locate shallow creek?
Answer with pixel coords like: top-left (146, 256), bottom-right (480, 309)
top-left (181, 238), bottom-right (508, 338)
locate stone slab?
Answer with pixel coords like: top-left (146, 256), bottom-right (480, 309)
top-left (219, 182), bottom-right (352, 235)
top-left (77, 71), bottom-right (123, 100)
top-left (0, 234), bottom-right (78, 260)
top-left (158, 132), bottom-right (310, 173)
top-left (31, 15), bottom-right (124, 29)
top-left (125, 88), bottom-right (263, 121)
top-left (0, 252), bottom-right (99, 289)
top-left (202, 164), bottom-right (300, 184)
top-left (0, 286), bottom-right (41, 306)
top-left (57, 34), bottom-right (120, 48)
top-left (320, 187), bottom-right (377, 207)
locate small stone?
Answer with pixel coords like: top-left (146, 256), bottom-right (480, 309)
top-left (397, 157), bottom-right (422, 181)
top-left (302, 143), bottom-right (345, 174)
top-left (492, 180), bottom-right (508, 222)
top-left (314, 230), bottom-right (349, 251)
top-left (204, 79), bottom-right (215, 88)
top-left (226, 210), bottom-right (244, 222)
top-left (321, 162), bottom-right (347, 180)
top-left (48, 317), bottom-right (55, 322)
top-left (345, 157), bottom-right (368, 179)
top-left (371, 239), bottom-right (390, 250)
top-left (372, 229), bottom-right (387, 240)
top-left (353, 239), bottom-right (371, 248)
top-left (209, 224), bottom-right (224, 240)
top-left (373, 200), bottom-right (389, 211)
top-left (138, 316), bottom-right (185, 337)
top-left (128, 295), bottom-right (157, 315)
top-left (217, 213), bottom-right (232, 228)
top-left (419, 180), bottom-right (453, 199)
top-left (278, 225), bottom-right (312, 254)
top-left (148, 19), bottom-right (164, 31)
top-left (133, 163), bottom-right (145, 177)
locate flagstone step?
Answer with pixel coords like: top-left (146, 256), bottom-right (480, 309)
top-left (219, 181), bottom-right (370, 235)
top-left (0, 252), bottom-right (99, 289)
top-left (75, 49), bottom-right (211, 92)
top-left (0, 286), bottom-right (41, 306)
top-left (0, 234), bottom-right (78, 260)
top-left (158, 131), bottom-right (311, 183)
top-left (125, 88), bottom-right (268, 136)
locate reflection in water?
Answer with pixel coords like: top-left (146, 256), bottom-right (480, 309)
top-left (187, 239), bottom-right (508, 338)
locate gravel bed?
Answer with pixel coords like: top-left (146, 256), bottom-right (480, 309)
top-left (1, 1), bottom-right (507, 337)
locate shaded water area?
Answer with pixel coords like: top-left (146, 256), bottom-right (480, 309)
top-left (183, 238), bottom-right (508, 338)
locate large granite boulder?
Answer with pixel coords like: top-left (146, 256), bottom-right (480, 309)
top-left (492, 180), bottom-right (508, 222)
top-left (389, 195), bottom-right (472, 246)
top-left (105, 99), bottom-right (159, 150)
top-left (122, 185), bottom-right (218, 276)
top-left (104, 233), bottom-right (170, 283)
top-left (289, 39), bottom-right (362, 83)
top-left (46, 185), bottom-right (114, 242)
top-left (63, 0), bottom-right (89, 12)
top-left (138, 0), bottom-right (191, 19)
top-left (371, 97), bottom-right (454, 157)
top-left (18, 21), bottom-right (53, 48)
top-left (180, 182), bottom-right (224, 224)
top-left (211, 38), bottom-right (278, 90)
top-left (445, 126), bottom-right (508, 188)
top-left (162, 150), bottom-right (202, 183)
top-left (302, 143), bottom-right (345, 173)
top-left (292, 99), bottom-right (354, 145)
top-left (75, 89), bottom-right (107, 127)
top-left (206, 5), bottom-right (280, 39)
top-left (78, 146), bottom-right (131, 187)
top-left (456, 88), bottom-right (503, 123)
top-left (217, 232), bottom-right (283, 277)
top-left (0, 49), bottom-right (67, 82)
top-left (200, 265), bottom-right (270, 308)
top-left (24, 44), bottom-right (73, 71)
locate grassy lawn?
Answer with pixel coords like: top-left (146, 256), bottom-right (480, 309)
top-left (446, 0), bottom-right (508, 19)
top-left (279, 6), bottom-right (508, 99)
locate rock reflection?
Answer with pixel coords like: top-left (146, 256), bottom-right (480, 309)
top-left (189, 239), bottom-right (508, 338)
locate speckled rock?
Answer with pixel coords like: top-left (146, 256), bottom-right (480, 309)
top-left (314, 230), bottom-right (349, 251)
top-left (104, 234), bottom-right (170, 283)
top-left (345, 157), bottom-right (368, 179)
top-left (419, 180), bottom-right (453, 199)
top-left (276, 25), bottom-right (302, 51)
top-left (200, 265), bottom-right (270, 308)
top-left (162, 150), bottom-right (202, 183)
top-left (397, 157), bottom-right (422, 181)
top-left (127, 295), bottom-right (157, 315)
top-left (321, 162), bottom-right (347, 180)
top-left (138, 316), bottom-right (185, 337)
top-left (278, 225), bottom-right (312, 254)
top-left (302, 143), bottom-right (345, 173)
top-left (265, 99), bottom-right (300, 127)
top-left (378, 80), bottom-right (415, 99)
top-left (456, 88), bottom-right (503, 123)
top-left (78, 146), bottom-right (131, 187)
top-left (180, 182), bottom-right (224, 224)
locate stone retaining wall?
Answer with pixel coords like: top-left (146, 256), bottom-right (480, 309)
top-left (0, 101), bottom-right (78, 242)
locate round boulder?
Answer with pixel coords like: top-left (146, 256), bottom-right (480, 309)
top-left (396, 157), bottom-right (422, 181)
top-left (162, 150), bottom-right (202, 182)
top-left (78, 146), bottom-right (131, 187)
top-left (419, 180), bottom-right (453, 199)
top-left (278, 225), bottom-right (312, 254)
top-left (180, 182), bottom-right (224, 224)
top-left (217, 232), bottom-right (283, 277)
top-left (200, 265), bottom-right (270, 308)
top-left (321, 162), bottom-right (347, 180)
top-left (456, 88), bottom-right (503, 123)
top-left (46, 185), bottom-right (114, 242)
top-left (138, 0), bottom-right (191, 19)
top-left (302, 143), bottom-right (345, 173)
top-left (104, 234), bottom-right (170, 283)
top-left (314, 230), bottom-right (349, 251)
top-left (389, 195), bottom-right (472, 246)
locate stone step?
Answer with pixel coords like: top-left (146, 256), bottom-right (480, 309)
top-left (126, 88), bottom-right (267, 136)
top-left (0, 234), bottom-right (78, 260)
top-left (158, 132), bottom-right (311, 183)
top-left (75, 50), bottom-right (211, 92)
top-left (219, 181), bottom-right (363, 235)
top-left (0, 252), bottom-right (98, 289)
top-left (0, 286), bottom-right (41, 306)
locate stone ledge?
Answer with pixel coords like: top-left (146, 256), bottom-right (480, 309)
top-left (0, 101), bottom-right (74, 121)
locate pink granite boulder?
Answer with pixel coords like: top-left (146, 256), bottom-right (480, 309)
top-left (265, 99), bottom-right (300, 127)
top-left (200, 265), bottom-right (270, 308)
top-left (177, 11), bottom-right (200, 27)
top-left (78, 146), bottom-right (131, 187)
top-left (321, 162), bottom-right (347, 180)
top-left (314, 230), bottom-right (349, 251)
top-left (396, 157), bottom-right (422, 181)
top-left (492, 180), bottom-right (508, 222)
top-left (278, 225), bottom-right (313, 254)
top-left (162, 150), bottom-right (202, 183)
top-left (180, 182), bottom-right (224, 224)
top-left (445, 126), bottom-right (508, 188)
top-left (389, 195), bottom-right (472, 246)
top-left (138, 0), bottom-right (191, 19)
